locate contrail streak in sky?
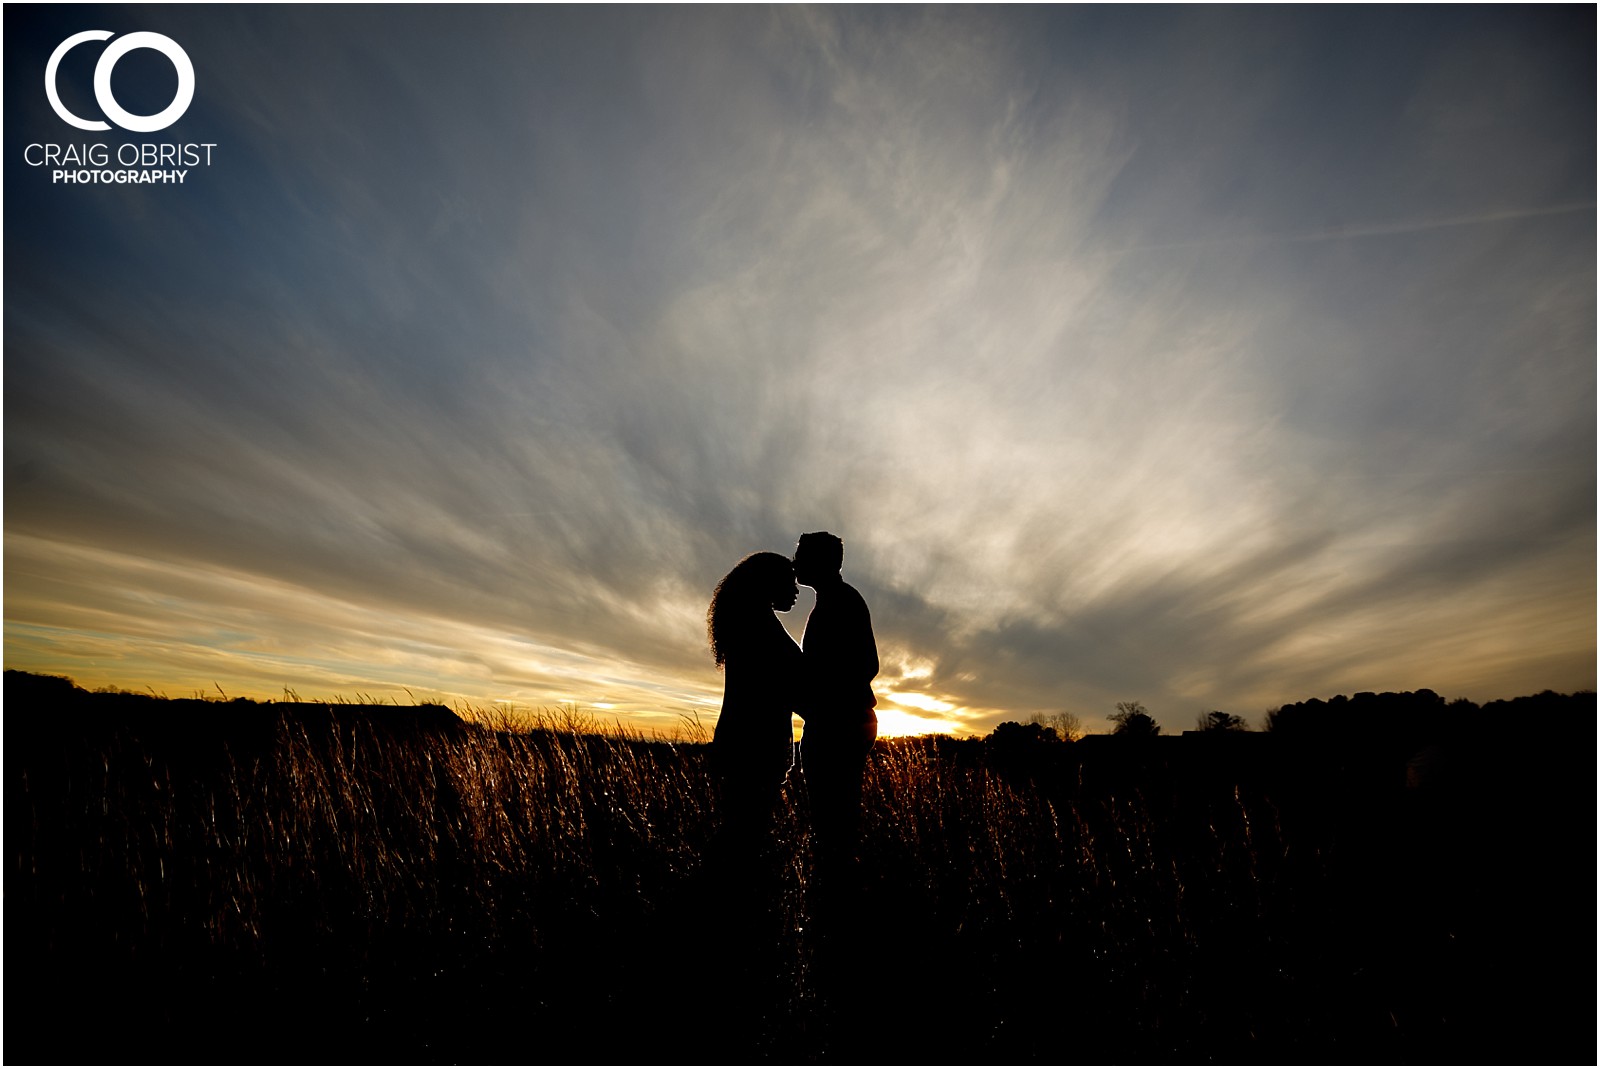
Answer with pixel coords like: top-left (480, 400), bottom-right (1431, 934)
top-left (1110, 201), bottom-right (1596, 256)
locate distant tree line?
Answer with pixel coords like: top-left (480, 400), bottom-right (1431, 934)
top-left (986, 687), bottom-right (1595, 747)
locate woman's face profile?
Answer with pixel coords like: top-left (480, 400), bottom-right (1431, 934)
top-left (770, 568), bottom-right (799, 612)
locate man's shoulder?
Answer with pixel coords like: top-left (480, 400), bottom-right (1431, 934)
top-left (811, 578), bottom-right (871, 618)
top-left (838, 581), bottom-right (872, 616)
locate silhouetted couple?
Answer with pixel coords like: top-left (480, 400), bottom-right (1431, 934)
top-left (706, 531), bottom-right (878, 894)
top-left (703, 532), bottom-right (878, 1054)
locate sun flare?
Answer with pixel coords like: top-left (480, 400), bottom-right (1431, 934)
top-left (873, 702), bottom-right (974, 739)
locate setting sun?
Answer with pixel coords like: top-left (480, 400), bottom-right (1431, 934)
top-left (871, 704), bottom-right (974, 739)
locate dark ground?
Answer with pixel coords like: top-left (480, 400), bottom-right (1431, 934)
top-left (6, 671), bottom-right (1594, 1064)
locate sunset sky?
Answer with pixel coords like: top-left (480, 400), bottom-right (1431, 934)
top-left (5, 6), bottom-right (1594, 737)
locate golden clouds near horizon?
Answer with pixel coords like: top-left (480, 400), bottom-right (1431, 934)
top-left (885, 689), bottom-right (956, 713)
top-left (873, 691), bottom-right (983, 738)
top-left (872, 705), bottom-right (975, 739)
top-left (2, 535), bottom-right (724, 726)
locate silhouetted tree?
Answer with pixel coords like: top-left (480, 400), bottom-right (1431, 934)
top-left (984, 719), bottom-right (1067, 783)
top-left (989, 720), bottom-right (1056, 745)
top-left (1111, 701), bottom-right (1160, 737)
top-left (1267, 688), bottom-right (1453, 746)
top-left (1264, 696), bottom-right (1326, 735)
top-left (1196, 710), bottom-right (1247, 732)
top-left (1030, 710), bottom-right (1083, 742)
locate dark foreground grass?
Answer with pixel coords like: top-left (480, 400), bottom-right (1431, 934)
top-left (6, 671), bottom-right (1593, 1064)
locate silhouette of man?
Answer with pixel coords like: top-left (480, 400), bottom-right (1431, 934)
top-left (794, 531), bottom-right (878, 891)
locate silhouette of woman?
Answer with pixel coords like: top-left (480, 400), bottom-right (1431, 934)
top-left (701, 550), bottom-right (801, 1056)
top-left (706, 551), bottom-right (802, 854)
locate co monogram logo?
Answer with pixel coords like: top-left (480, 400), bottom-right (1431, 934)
top-left (47, 30), bottom-right (194, 133)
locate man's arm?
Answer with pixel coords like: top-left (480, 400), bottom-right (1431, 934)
top-left (848, 586), bottom-right (879, 685)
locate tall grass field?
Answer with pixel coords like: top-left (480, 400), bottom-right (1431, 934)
top-left (7, 670), bottom-right (1592, 1063)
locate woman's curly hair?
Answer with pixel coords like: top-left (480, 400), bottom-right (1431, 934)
top-left (707, 551), bottom-right (793, 667)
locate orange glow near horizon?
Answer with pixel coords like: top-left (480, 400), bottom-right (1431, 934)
top-left (872, 700), bottom-right (977, 739)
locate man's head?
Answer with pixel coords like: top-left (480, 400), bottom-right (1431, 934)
top-left (794, 531), bottom-right (844, 588)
